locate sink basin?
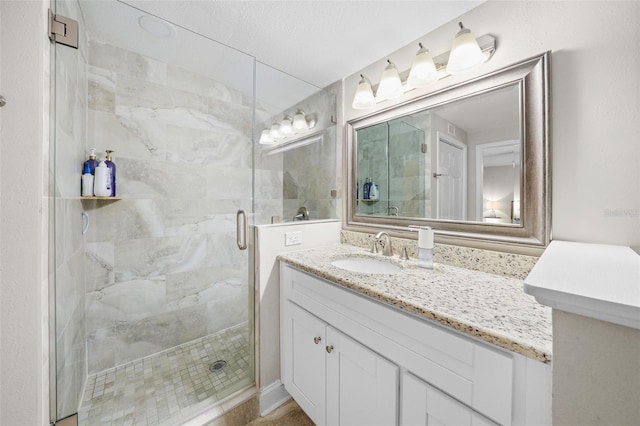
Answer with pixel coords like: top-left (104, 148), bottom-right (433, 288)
top-left (331, 257), bottom-right (401, 274)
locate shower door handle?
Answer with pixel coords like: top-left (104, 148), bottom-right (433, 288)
top-left (236, 209), bottom-right (248, 250)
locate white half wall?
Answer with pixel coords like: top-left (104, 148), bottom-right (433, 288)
top-left (553, 310), bottom-right (640, 424)
top-left (254, 220), bottom-right (341, 414)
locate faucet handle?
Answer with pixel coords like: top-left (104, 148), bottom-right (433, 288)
top-left (400, 246), bottom-right (410, 260)
top-left (371, 240), bottom-right (378, 254)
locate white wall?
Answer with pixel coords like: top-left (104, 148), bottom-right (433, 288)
top-left (254, 220), bottom-right (341, 414)
top-left (345, 0), bottom-right (640, 252)
top-left (0, 0), bottom-right (50, 424)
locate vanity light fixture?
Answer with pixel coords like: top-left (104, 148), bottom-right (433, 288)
top-left (351, 74), bottom-right (376, 110)
top-left (446, 22), bottom-right (485, 75)
top-left (376, 60), bottom-right (403, 101)
top-left (407, 43), bottom-right (438, 88)
top-left (350, 22), bottom-right (495, 110)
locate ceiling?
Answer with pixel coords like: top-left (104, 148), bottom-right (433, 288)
top-left (114, 0), bottom-right (483, 89)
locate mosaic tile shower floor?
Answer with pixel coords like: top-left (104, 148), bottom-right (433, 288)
top-left (78, 324), bottom-right (252, 426)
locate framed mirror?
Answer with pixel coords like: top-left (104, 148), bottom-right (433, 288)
top-left (345, 53), bottom-right (550, 253)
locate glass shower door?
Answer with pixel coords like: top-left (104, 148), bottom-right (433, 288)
top-left (388, 119), bottom-right (426, 218)
top-left (51, 0), bottom-right (256, 423)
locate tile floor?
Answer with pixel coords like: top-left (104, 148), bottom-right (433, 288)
top-left (78, 323), bottom-right (252, 425)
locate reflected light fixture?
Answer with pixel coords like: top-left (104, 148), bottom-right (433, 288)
top-left (376, 60), bottom-right (403, 101)
top-left (269, 123), bottom-right (281, 139)
top-left (280, 116), bottom-right (293, 135)
top-left (258, 110), bottom-right (319, 146)
top-left (407, 43), bottom-right (438, 88)
top-left (292, 110), bottom-right (316, 130)
top-left (292, 110), bottom-right (308, 130)
top-left (259, 129), bottom-right (274, 145)
top-left (446, 22), bottom-right (485, 75)
top-left (351, 74), bottom-right (376, 110)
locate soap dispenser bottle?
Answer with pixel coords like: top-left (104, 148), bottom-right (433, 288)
top-left (418, 226), bottom-right (434, 269)
top-left (81, 163), bottom-right (94, 196)
top-left (369, 181), bottom-right (379, 200)
top-left (363, 178), bottom-right (371, 200)
top-left (83, 148), bottom-right (98, 174)
top-left (93, 160), bottom-right (112, 197)
top-left (105, 150), bottom-right (116, 196)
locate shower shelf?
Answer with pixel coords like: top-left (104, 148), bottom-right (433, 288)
top-left (358, 199), bottom-right (379, 203)
top-left (80, 196), bottom-right (122, 201)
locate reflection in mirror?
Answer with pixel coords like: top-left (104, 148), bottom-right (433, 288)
top-left (355, 84), bottom-right (520, 225)
top-left (346, 53), bottom-right (550, 253)
top-left (477, 140), bottom-right (521, 224)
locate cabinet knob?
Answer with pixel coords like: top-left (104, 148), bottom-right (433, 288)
top-left (313, 336), bottom-right (322, 344)
top-left (326, 345), bottom-right (334, 353)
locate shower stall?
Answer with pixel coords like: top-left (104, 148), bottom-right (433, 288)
top-left (50, 0), bottom-right (336, 424)
top-left (356, 119), bottom-right (426, 218)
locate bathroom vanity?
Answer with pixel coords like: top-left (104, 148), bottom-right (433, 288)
top-left (279, 244), bottom-right (552, 426)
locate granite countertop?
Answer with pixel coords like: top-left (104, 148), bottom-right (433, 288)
top-left (278, 244), bottom-right (552, 363)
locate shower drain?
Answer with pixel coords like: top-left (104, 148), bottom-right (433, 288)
top-left (209, 360), bottom-right (227, 372)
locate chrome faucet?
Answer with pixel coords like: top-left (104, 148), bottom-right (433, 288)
top-left (374, 231), bottom-right (393, 257)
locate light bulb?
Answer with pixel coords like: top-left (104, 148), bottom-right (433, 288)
top-left (292, 110), bottom-right (309, 130)
top-left (351, 74), bottom-right (376, 109)
top-left (280, 116), bottom-right (293, 135)
top-left (259, 129), bottom-right (274, 145)
top-left (269, 124), bottom-right (281, 139)
top-left (376, 60), bottom-right (403, 101)
top-left (407, 43), bottom-right (438, 88)
top-left (446, 22), bottom-right (485, 75)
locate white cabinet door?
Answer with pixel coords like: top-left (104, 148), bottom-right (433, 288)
top-left (326, 326), bottom-right (399, 426)
top-left (401, 372), bottom-right (497, 426)
top-left (282, 301), bottom-right (327, 425)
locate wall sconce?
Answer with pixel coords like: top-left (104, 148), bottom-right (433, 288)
top-left (446, 22), bottom-right (485, 75)
top-left (376, 60), bottom-right (403, 101)
top-left (351, 21), bottom-right (495, 110)
top-left (258, 110), bottom-right (317, 145)
top-left (352, 74), bottom-right (376, 110)
top-left (407, 43), bottom-right (438, 88)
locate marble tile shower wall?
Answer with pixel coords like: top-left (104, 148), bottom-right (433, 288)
top-left (54, 0), bottom-right (89, 417)
top-left (84, 39), bottom-right (256, 374)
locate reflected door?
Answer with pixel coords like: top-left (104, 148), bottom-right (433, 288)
top-left (436, 136), bottom-right (467, 220)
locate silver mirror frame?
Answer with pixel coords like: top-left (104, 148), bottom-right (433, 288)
top-left (344, 52), bottom-right (550, 255)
